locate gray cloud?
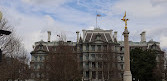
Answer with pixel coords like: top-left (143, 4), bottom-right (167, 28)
top-left (22, 0), bottom-right (72, 5)
top-left (1, 0), bottom-right (167, 52)
top-left (151, 0), bottom-right (167, 6)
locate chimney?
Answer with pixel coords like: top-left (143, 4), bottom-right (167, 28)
top-left (76, 31), bottom-right (79, 43)
top-left (47, 31), bottom-right (51, 42)
top-left (114, 31), bottom-right (117, 41)
top-left (82, 29), bottom-right (86, 39)
top-left (140, 31), bottom-right (146, 42)
top-left (110, 29), bottom-right (113, 41)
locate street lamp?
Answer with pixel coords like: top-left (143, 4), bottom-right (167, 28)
top-left (0, 30), bottom-right (11, 35)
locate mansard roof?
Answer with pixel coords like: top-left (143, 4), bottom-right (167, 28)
top-left (83, 28), bottom-right (114, 43)
top-left (31, 42), bottom-right (49, 54)
top-left (31, 40), bottom-right (76, 54)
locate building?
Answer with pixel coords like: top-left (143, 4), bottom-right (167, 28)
top-left (30, 39), bottom-right (76, 81)
top-left (76, 28), bottom-right (121, 81)
top-left (30, 28), bottom-right (165, 81)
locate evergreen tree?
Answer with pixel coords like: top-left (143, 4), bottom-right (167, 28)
top-left (130, 48), bottom-right (158, 81)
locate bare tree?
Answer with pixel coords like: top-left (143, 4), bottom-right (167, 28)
top-left (42, 41), bottom-right (81, 81)
top-left (101, 44), bottom-right (121, 81)
top-left (0, 14), bottom-right (31, 81)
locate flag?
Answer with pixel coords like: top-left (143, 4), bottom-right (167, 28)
top-left (97, 14), bottom-right (101, 17)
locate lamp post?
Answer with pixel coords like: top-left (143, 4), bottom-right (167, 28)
top-left (0, 11), bottom-right (11, 62)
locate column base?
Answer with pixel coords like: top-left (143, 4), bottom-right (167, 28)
top-left (124, 71), bottom-right (132, 81)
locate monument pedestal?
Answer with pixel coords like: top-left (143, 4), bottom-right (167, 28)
top-left (124, 71), bottom-right (132, 81)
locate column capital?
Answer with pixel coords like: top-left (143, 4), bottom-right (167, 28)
top-left (123, 29), bottom-right (129, 36)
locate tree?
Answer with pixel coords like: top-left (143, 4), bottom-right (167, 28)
top-left (164, 50), bottom-right (167, 81)
top-left (0, 56), bottom-right (31, 81)
top-left (0, 12), bottom-right (31, 81)
top-left (101, 44), bottom-right (121, 81)
top-left (130, 48), bottom-right (161, 81)
top-left (42, 41), bottom-right (81, 81)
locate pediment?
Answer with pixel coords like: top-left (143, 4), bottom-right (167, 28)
top-left (91, 39), bottom-right (107, 43)
top-left (36, 50), bottom-right (47, 54)
top-left (31, 50), bottom-right (48, 54)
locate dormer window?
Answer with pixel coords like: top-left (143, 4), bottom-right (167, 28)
top-left (97, 36), bottom-right (100, 40)
top-left (39, 43), bottom-right (43, 50)
top-left (96, 33), bottom-right (101, 40)
top-left (39, 46), bottom-right (43, 50)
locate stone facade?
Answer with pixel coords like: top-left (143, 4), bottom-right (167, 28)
top-left (30, 28), bottom-right (165, 81)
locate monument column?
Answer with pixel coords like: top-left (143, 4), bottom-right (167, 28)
top-left (121, 11), bottom-right (132, 81)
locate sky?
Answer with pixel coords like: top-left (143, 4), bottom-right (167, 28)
top-left (0, 0), bottom-right (167, 52)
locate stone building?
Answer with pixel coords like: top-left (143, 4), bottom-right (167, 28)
top-left (30, 38), bottom-right (76, 80)
top-left (30, 28), bottom-right (165, 81)
top-left (77, 28), bottom-right (121, 81)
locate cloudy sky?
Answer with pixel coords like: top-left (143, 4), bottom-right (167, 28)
top-left (0, 0), bottom-right (167, 52)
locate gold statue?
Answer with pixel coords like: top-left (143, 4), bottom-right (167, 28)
top-left (121, 11), bottom-right (129, 29)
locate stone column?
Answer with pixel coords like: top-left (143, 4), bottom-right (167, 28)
top-left (123, 28), bottom-right (132, 81)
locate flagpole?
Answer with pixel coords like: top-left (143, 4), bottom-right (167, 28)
top-left (96, 11), bottom-right (97, 29)
top-left (96, 15), bottom-right (97, 28)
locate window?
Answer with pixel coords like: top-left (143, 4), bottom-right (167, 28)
top-left (91, 54), bottom-right (95, 59)
top-left (109, 71), bottom-right (112, 78)
top-left (86, 45), bottom-right (89, 51)
top-left (104, 72), bottom-right (108, 79)
top-left (80, 46), bottom-right (83, 51)
top-left (39, 63), bottom-right (43, 69)
top-left (80, 55), bottom-right (83, 61)
top-left (34, 64), bottom-right (37, 70)
top-left (39, 44), bottom-right (43, 50)
top-left (121, 73), bottom-right (123, 79)
top-left (92, 62), bottom-right (96, 68)
top-left (92, 71), bottom-right (96, 79)
top-left (54, 47), bottom-right (56, 51)
top-left (80, 62), bottom-right (83, 67)
top-left (97, 54), bottom-right (102, 59)
top-left (120, 56), bottom-right (123, 61)
top-left (39, 56), bottom-right (42, 61)
top-left (98, 71), bottom-right (102, 79)
top-left (103, 62), bottom-right (108, 68)
top-left (37, 73), bottom-right (40, 78)
top-left (85, 54), bottom-right (89, 60)
top-left (121, 64), bottom-right (123, 70)
top-left (34, 56), bottom-right (38, 61)
top-left (96, 35), bottom-right (101, 40)
top-left (86, 71), bottom-right (89, 78)
top-left (120, 47), bottom-right (123, 51)
top-left (86, 62), bottom-right (89, 68)
top-left (97, 45), bottom-right (101, 51)
top-left (103, 45), bottom-right (107, 50)
top-left (91, 45), bottom-right (95, 51)
top-left (31, 73), bottom-right (35, 78)
top-left (98, 62), bottom-right (102, 68)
